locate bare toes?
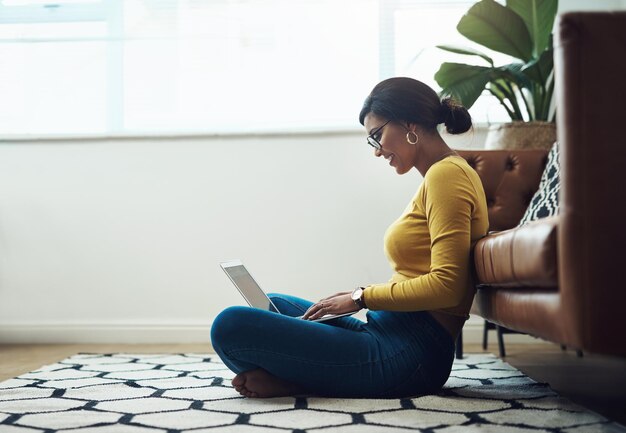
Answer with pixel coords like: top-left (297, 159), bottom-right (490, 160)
top-left (232, 373), bottom-right (246, 387)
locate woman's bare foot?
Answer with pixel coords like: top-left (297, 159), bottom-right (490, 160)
top-left (231, 368), bottom-right (305, 398)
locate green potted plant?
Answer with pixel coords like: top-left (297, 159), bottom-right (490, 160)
top-left (434, 0), bottom-right (558, 149)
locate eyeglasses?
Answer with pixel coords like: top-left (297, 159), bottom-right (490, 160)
top-left (367, 119), bottom-right (392, 150)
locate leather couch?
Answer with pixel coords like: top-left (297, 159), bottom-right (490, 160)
top-left (455, 11), bottom-right (626, 358)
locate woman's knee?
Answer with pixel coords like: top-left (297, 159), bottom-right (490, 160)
top-left (210, 306), bottom-right (252, 350)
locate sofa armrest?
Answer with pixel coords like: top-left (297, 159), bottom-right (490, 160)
top-left (474, 216), bottom-right (559, 288)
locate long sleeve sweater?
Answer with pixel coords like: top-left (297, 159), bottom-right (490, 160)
top-left (364, 155), bottom-right (489, 319)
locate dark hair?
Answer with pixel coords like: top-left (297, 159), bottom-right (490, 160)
top-left (359, 77), bottom-right (472, 135)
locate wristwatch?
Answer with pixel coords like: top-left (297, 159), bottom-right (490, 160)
top-left (351, 287), bottom-right (367, 310)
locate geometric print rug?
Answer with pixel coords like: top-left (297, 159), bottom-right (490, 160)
top-left (0, 353), bottom-right (624, 433)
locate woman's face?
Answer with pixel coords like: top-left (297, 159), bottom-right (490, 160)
top-left (364, 112), bottom-right (416, 175)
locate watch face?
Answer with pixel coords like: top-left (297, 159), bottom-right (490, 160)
top-left (352, 288), bottom-right (363, 301)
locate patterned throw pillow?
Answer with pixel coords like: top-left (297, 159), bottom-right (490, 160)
top-left (518, 141), bottom-right (560, 226)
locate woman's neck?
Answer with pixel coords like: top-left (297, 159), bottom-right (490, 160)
top-left (415, 134), bottom-right (456, 177)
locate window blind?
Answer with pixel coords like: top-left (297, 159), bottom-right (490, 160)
top-left (0, 0), bottom-right (510, 136)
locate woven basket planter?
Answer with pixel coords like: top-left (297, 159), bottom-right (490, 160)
top-left (485, 121), bottom-right (556, 150)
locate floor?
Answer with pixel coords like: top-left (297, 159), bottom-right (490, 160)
top-left (1, 342), bottom-right (625, 426)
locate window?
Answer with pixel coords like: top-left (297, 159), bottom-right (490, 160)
top-left (0, 0), bottom-right (509, 136)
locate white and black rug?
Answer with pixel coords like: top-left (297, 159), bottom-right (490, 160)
top-left (0, 353), bottom-right (623, 433)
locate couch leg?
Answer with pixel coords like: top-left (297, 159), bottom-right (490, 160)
top-left (561, 345), bottom-right (584, 358)
top-left (483, 320), bottom-right (489, 350)
top-left (496, 325), bottom-right (506, 357)
top-left (455, 331), bottom-right (463, 359)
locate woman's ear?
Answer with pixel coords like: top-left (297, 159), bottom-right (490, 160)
top-left (405, 122), bottom-right (420, 134)
top-left (409, 123), bottom-right (433, 138)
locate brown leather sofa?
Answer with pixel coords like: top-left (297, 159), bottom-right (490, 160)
top-left (456, 11), bottom-right (626, 358)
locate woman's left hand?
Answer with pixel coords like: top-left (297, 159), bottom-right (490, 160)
top-left (302, 293), bottom-right (360, 321)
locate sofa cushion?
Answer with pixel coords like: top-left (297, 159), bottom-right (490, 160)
top-left (518, 141), bottom-right (560, 225)
top-left (474, 216), bottom-right (558, 288)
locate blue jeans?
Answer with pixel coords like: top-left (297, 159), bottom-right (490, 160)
top-left (210, 293), bottom-right (455, 398)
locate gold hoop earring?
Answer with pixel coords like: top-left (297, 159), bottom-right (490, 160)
top-left (406, 130), bottom-right (419, 145)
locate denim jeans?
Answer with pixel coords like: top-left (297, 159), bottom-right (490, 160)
top-left (210, 293), bottom-right (455, 398)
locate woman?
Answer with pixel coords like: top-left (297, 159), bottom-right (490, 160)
top-left (211, 77), bottom-right (489, 399)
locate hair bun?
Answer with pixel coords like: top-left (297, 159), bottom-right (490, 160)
top-left (440, 97), bottom-right (472, 135)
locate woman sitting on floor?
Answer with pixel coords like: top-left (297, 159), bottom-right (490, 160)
top-left (211, 77), bottom-right (489, 398)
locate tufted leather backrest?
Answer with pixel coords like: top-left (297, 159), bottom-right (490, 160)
top-left (456, 150), bottom-right (549, 232)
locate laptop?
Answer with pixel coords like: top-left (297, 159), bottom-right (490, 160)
top-left (220, 259), bottom-right (356, 322)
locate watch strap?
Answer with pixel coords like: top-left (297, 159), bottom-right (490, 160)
top-left (353, 287), bottom-right (367, 309)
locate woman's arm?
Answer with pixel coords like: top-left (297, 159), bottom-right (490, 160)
top-left (302, 292), bottom-right (358, 320)
top-left (365, 163), bottom-right (477, 311)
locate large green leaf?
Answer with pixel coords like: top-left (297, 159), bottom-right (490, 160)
top-left (521, 44), bottom-right (553, 86)
top-left (436, 44), bottom-right (494, 65)
top-left (495, 63), bottom-right (531, 89)
top-left (434, 62), bottom-right (492, 108)
top-left (457, 0), bottom-right (533, 62)
top-left (507, 0), bottom-right (558, 57)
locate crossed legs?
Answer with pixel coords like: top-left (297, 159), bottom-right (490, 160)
top-left (211, 293), bottom-right (370, 398)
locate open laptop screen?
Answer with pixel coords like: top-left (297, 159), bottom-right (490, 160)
top-left (220, 260), bottom-right (276, 312)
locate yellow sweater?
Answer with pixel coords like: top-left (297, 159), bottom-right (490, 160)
top-left (364, 155), bottom-right (489, 319)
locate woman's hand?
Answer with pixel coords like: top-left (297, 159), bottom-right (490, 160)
top-left (302, 292), bottom-right (359, 321)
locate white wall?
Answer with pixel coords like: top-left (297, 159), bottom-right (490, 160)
top-left (0, 129), bottom-right (489, 343)
top-left (5, 0), bottom-right (624, 345)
